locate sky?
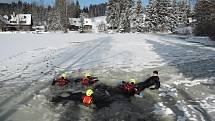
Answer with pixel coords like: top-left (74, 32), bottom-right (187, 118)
top-left (0, 0), bottom-right (149, 8)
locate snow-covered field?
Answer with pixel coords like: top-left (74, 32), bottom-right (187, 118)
top-left (0, 32), bottom-right (214, 121)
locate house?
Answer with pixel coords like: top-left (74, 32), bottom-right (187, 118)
top-left (69, 17), bottom-right (92, 32)
top-left (6, 13), bottom-right (32, 31)
top-left (69, 18), bottom-right (81, 31)
top-left (83, 18), bottom-right (92, 32)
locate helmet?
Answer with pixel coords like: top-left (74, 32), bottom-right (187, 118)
top-left (129, 79), bottom-right (136, 84)
top-left (85, 73), bottom-right (92, 78)
top-left (60, 73), bottom-right (67, 78)
top-left (86, 89), bottom-right (94, 96)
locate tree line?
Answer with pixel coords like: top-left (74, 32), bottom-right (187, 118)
top-left (106, 0), bottom-right (215, 39)
top-left (194, 0), bottom-right (215, 39)
top-left (106, 0), bottom-right (191, 33)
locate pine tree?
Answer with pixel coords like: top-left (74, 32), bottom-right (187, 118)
top-left (74, 0), bottom-right (80, 17)
top-left (145, 0), bottom-right (159, 32)
top-left (194, 0), bottom-right (215, 38)
top-left (169, 0), bottom-right (178, 31)
top-left (47, 8), bottom-right (64, 31)
top-left (106, 0), bottom-right (119, 30)
top-left (177, 0), bottom-right (189, 28)
top-left (79, 13), bottom-right (84, 33)
top-left (156, 0), bottom-right (173, 32)
top-left (106, 0), bottom-right (133, 32)
top-left (131, 0), bottom-right (144, 32)
top-left (118, 0), bottom-right (133, 32)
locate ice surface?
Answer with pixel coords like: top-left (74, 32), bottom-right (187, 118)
top-left (0, 32), bottom-right (214, 121)
top-left (153, 102), bottom-right (175, 116)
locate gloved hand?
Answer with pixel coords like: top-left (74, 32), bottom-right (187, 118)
top-left (150, 88), bottom-right (155, 90)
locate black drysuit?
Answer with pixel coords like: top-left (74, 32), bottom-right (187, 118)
top-left (134, 76), bottom-right (160, 94)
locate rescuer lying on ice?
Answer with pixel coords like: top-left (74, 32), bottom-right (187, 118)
top-left (134, 71), bottom-right (160, 97)
top-left (52, 73), bottom-right (70, 87)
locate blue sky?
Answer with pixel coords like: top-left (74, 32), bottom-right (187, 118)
top-left (0, 0), bottom-right (149, 8)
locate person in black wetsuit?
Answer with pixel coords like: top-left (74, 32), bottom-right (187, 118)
top-left (134, 71), bottom-right (160, 95)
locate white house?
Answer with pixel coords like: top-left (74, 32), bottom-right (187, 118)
top-left (69, 18), bottom-right (80, 31)
top-left (83, 18), bottom-right (93, 31)
top-left (9, 14), bottom-right (32, 26)
top-left (69, 18), bottom-right (81, 27)
top-left (68, 17), bottom-right (92, 32)
top-left (5, 13), bottom-right (32, 31)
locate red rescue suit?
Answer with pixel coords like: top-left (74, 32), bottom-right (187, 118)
top-left (82, 96), bottom-right (93, 106)
top-left (123, 82), bottom-right (135, 93)
top-left (82, 77), bottom-right (98, 86)
top-left (55, 78), bottom-right (69, 87)
top-left (82, 77), bottom-right (90, 86)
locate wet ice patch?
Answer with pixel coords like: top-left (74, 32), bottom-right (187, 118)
top-left (175, 101), bottom-right (191, 118)
top-left (153, 102), bottom-right (175, 116)
top-left (159, 84), bottom-right (178, 97)
top-left (173, 78), bottom-right (215, 87)
top-left (199, 95), bottom-right (215, 113)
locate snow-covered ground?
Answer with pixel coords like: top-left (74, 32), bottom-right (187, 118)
top-left (0, 32), bottom-right (214, 121)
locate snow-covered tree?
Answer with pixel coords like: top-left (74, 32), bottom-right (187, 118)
top-left (177, 0), bottom-right (190, 28)
top-left (106, 0), bottom-right (120, 30)
top-left (169, 0), bottom-right (178, 31)
top-left (156, 0), bottom-right (173, 32)
top-left (145, 0), bottom-right (159, 32)
top-left (47, 8), bottom-right (64, 31)
top-left (194, 0), bottom-right (215, 38)
top-left (79, 13), bottom-right (84, 33)
top-left (146, 0), bottom-right (191, 32)
top-left (130, 0), bottom-right (145, 32)
top-left (106, 0), bottom-right (134, 32)
top-left (118, 0), bottom-right (133, 32)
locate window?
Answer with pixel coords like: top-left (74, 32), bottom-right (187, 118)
top-left (10, 21), bottom-right (16, 23)
top-left (20, 21), bottom-right (26, 23)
